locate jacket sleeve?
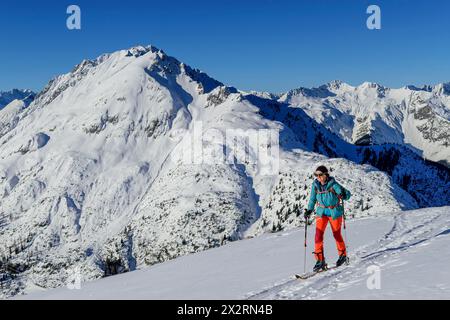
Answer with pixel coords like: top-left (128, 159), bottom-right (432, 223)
top-left (333, 182), bottom-right (351, 201)
top-left (346, 187), bottom-right (351, 200)
top-left (307, 182), bottom-right (317, 211)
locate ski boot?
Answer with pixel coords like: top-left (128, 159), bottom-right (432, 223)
top-left (336, 255), bottom-right (349, 267)
top-left (313, 260), bottom-right (327, 272)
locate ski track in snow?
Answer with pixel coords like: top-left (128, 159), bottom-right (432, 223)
top-left (246, 208), bottom-right (449, 299)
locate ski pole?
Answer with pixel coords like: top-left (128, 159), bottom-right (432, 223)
top-left (342, 201), bottom-right (348, 250)
top-left (303, 209), bottom-right (308, 274)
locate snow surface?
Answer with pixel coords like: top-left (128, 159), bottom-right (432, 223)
top-left (15, 206), bottom-right (450, 300)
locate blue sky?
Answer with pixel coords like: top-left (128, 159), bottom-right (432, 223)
top-left (1, 0), bottom-right (449, 93)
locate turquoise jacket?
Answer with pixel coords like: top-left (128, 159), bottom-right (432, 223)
top-left (307, 176), bottom-right (351, 220)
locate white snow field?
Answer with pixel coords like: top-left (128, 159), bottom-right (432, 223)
top-left (16, 206), bottom-right (450, 300)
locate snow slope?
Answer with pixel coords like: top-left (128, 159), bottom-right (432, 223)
top-left (15, 206), bottom-right (450, 300)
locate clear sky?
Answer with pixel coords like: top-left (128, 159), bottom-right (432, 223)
top-left (1, 0), bottom-right (449, 93)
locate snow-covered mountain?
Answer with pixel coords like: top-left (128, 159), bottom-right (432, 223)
top-left (0, 89), bottom-right (35, 110)
top-left (14, 206), bottom-right (450, 300)
top-left (0, 45), bottom-right (449, 298)
top-left (0, 93), bottom-right (36, 140)
top-left (279, 80), bottom-right (450, 167)
top-left (245, 94), bottom-right (449, 210)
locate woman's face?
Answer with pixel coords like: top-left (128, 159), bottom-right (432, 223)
top-left (317, 173), bottom-right (328, 184)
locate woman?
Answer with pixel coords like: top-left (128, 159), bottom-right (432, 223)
top-left (304, 165), bottom-right (351, 272)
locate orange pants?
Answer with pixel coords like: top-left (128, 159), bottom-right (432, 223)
top-left (314, 216), bottom-right (346, 261)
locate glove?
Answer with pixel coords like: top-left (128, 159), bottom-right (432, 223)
top-left (340, 189), bottom-right (348, 200)
top-left (304, 209), bottom-right (312, 220)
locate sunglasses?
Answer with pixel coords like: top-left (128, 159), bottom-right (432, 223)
top-left (314, 172), bottom-right (326, 177)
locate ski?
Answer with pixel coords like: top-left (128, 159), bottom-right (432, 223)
top-left (295, 267), bottom-right (331, 280)
top-left (295, 262), bottom-right (348, 280)
top-left (295, 271), bottom-right (320, 280)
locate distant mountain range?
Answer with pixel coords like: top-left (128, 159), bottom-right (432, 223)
top-left (278, 79), bottom-right (450, 167)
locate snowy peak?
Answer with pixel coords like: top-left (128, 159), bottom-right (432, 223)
top-left (125, 45), bottom-right (161, 57)
top-left (33, 44), bottom-right (223, 111)
top-left (403, 84), bottom-right (432, 92)
top-left (124, 44), bottom-right (223, 94)
top-left (401, 82), bottom-right (450, 95)
top-left (433, 82), bottom-right (450, 96)
top-left (357, 81), bottom-right (387, 97)
top-left (0, 44), bottom-right (257, 298)
top-left (0, 90), bottom-right (36, 139)
top-left (245, 91), bottom-right (281, 101)
top-left (280, 86), bottom-right (334, 100)
top-left (0, 89), bottom-right (35, 110)
top-left (281, 80), bottom-right (363, 101)
top-left (280, 80), bottom-right (378, 101)
top-left (321, 80), bottom-right (355, 92)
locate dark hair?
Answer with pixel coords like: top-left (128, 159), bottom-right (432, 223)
top-left (314, 165), bottom-right (329, 177)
